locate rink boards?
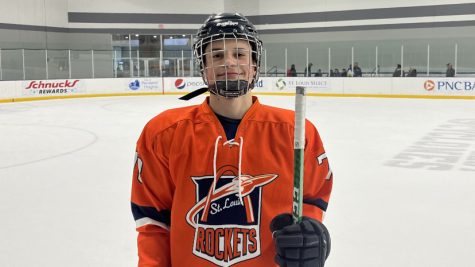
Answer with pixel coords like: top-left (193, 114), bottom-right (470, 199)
top-left (1, 77), bottom-right (474, 102)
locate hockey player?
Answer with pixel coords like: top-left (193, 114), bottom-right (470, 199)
top-left (131, 13), bottom-right (333, 267)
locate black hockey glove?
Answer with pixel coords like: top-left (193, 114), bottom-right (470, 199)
top-left (270, 213), bottom-right (331, 267)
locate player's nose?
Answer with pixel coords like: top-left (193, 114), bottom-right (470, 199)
top-left (223, 51), bottom-right (237, 67)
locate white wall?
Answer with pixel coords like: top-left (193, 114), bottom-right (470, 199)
top-left (67, 0), bottom-right (223, 14)
top-left (0, 0), bottom-right (42, 25)
top-left (262, 26), bottom-right (475, 44)
top-left (62, 0), bottom-right (475, 34)
top-left (45, 0), bottom-right (69, 27)
top-left (1, 0), bottom-right (475, 27)
top-left (225, 0), bottom-right (475, 15)
top-left (0, 0), bottom-right (68, 27)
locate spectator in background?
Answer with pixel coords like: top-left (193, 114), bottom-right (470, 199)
top-left (353, 62), bottom-right (362, 77)
top-left (334, 68), bottom-right (340, 77)
top-left (341, 68), bottom-right (348, 77)
top-left (370, 65), bottom-right (380, 77)
top-left (392, 64), bottom-right (403, 77)
top-left (315, 68), bottom-right (323, 77)
top-left (407, 68), bottom-right (417, 77)
top-left (287, 64), bottom-right (297, 77)
top-left (304, 63), bottom-right (313, 77)
top-left (329, 69), bottom-right (334, 77)
top-left (446, 63), bottom-right (455, 77)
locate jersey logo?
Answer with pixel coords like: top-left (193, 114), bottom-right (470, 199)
top-left (187, 166), bottom-right (277, 266)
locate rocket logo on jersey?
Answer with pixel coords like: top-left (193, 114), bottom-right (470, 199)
top-left (186, 166), bottom-right (278, 266)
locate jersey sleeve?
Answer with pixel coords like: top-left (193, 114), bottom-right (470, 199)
top-left (131, 121), bottom-right (176, 267)
top-left (302, 120), bottom-right (333, 222)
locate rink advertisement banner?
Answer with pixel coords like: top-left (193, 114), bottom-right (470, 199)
top-left (393, 78), bottom-right (475, 96)
top-left (161, 77), bottom-right (338, 94)
top-left (125, 78), bottom-right (162, 92)
top-left (87, 78), bottom-right (163, 94)
top-left (165, 78), bottom-right (207, 93)
top-left (252, 77), bottom-right (340, 94)
top-left (162, 77), bottom-right (336, 94)
top-left (162, 77), bottom-right (475, 97)
top-left (21, 79), bottom-right (85, 97)
top-left (19, 78), bottom-right (164, 96)
top-left (2, 77), bottom-right (475, 102)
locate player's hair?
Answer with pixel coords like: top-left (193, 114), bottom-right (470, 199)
top-left (193, 13), bottom-right (263, 98)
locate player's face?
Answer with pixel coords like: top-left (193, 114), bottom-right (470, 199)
top-left (203, 39), bottom-right (256, 86)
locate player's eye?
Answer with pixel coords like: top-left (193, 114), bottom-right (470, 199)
top-left (234, 50), bottom-right (247, 58)
top-left (212, 52), bottom-right (223, 59)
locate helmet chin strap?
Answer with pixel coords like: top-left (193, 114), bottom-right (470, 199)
top-left (209, 80), bottom-right (253, 98)
top-left (179, 80), bottom-right (253, 100)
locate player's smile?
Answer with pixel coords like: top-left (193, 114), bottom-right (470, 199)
top-left (216, 71), bottom-right (240, 80)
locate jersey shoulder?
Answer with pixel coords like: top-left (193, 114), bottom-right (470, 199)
top-left (143, 104), bottom-right (203, 136)
top-left (254, 103), bottom-right (319, 135)
top-left (254, 103), bottom-right (295, 125)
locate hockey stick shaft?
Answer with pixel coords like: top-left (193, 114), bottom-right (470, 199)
top-left (293, 86), bottom-right (306, 223)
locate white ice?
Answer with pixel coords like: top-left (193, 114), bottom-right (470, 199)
top-left (1, 95), bottom-right (474, 267)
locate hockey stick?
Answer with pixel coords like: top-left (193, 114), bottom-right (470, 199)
top-left (293, 86), bottom-right (306, 223)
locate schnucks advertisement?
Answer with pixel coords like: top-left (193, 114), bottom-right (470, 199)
top-left (22, 79), bottom-right (84, 96)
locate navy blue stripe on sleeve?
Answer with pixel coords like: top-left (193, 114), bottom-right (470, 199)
top-left (131, 202), bottom-right (171, 227)
top-left (303, 198), bottom-right (329, 212)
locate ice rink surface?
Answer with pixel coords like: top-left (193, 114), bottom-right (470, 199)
top-left (1, 94), bottom-right (474, 267)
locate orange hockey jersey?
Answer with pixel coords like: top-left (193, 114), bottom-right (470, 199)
top-left (131, 96), bottom-right (333, 267)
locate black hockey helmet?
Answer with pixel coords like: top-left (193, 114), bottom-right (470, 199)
top-left (192, 13), bottom-right (263, 98)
